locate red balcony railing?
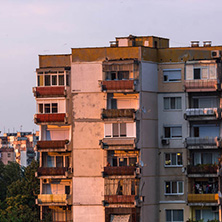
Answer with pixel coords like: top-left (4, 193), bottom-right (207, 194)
top-left (103, 166), bottom-right (135, 176)
top-left (36, 140), bottom-right (68, 150)
top-left (184, 80), bottom-right (218, 92)
top-left (102, 80), bottom-right (135, 91)
top-left (37, 167), bottom-right (68, 176)
top-left (34, 113), bottom-right (67, 124)
top-left (101, 109), bottom-right (135, 119)
top-left (187, 164), bottom-right (218, 174)
top-left (33, 86), bottom-right (66, 97)
top-left (104, 195), bottom-right (135, 204)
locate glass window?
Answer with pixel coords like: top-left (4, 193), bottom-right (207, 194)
top-left (38, 74), bottom-right (44, 86)
top-left (59, 75), bottom-right (64, 85)
top-left (56, 156), bottom-right (63, 167)
top-left (120, 123), bottom-right (126, 137)
top-left (44, 104), bottom-right (50, 113)
top-left (52, 103), bottom-right (58, 113)
top-left (52, 75), bottom-right (57, 85)
top-left (165, 153), bottom-right (183, 166)
top-left (66, 74), bottom-right (70, 86)
top-left (45, 75), bottom-right (51, 86)
top-left (165, 181), bottom-right (183, 195)
top-left (164, 97), bottom-right (181, 110)
top-left (113, 123), bottom-right (119, 137)
top-left (163, 69), bottom-right (181, 82)
top-left (39, 104), bottom-right (43, 113)
top-left (194, 68), bottom-right (201, 79)
top-left (164, 126), bottom-right (182, 138)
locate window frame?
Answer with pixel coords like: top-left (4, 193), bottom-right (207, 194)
top-left (164, 126), bottom-right (182, 139)
top-left (193, 67), bottom-right (209, 80)
top-left (164, 153), bottom-right (183, 167)
top-left (164, 97), bottom-right (182, 110)
top-left (105, 123), bottom-right (134, 138)
top-left (38, 103), bottom-right (58, 114)
top-left (37, 71), bottom-right (70, 87)
top-left (164, 181), bottom-right (184, 195)
top-left (166, 209), bottom-right (184, 222)
top-left (163, 69), bottom-right (182, 83)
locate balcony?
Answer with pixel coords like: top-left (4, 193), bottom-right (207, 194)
top-left (36, 194), bottom-right (72, 206)
top-left (101, 80), bottom-right (137, 92)
top-left (36, 140), bottom-right (70, 151)
top-left (187, 164), bottom-right (218, 177)
top-left (104, 195), bottom-right (135, 204)
top-left (185, 137), bottom-right (218, 149)
top-left (34, 113), bottom-right (68, 124)
top-left (101, 109), bottom-right (135, 120)
top-left (188, 194), bottom-right (218, 205)
top-left (36, 167), bottom-right (72, 178)
top-left (33, 86), bottom-right (66, 98)
top-left (103, 166), bottom-right (135, 176)
top-left (184, 108), bottom-right (220, 121)
top-left (101, 138), bottom-right (136, 149)
top-left (184, 80), bottom-right (218, 92)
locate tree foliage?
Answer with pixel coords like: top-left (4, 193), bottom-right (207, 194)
top-left (0, 160), bottom-right (40, 221)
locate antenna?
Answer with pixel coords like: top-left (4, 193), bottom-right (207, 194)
top-left (20, 125), bottom-right (23, 132)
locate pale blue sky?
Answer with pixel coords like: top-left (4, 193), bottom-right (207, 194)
top-left (0, 0), bottom-right (221, 133)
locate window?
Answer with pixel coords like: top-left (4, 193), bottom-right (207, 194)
top-left (165, 153), bottom-right (183, 167)
top-left (165, 181), bottom-right (183, 195)
top-left (7, 153), bottom-right (11, 158)
top-left (104, 123), bottom-right (135, 138)
top-left (164, 97), bottom-right (181, 110)
top-left (105, 71), bottom-right (130, 80)
top-left (164, 126), bottom-right (182, 138)
top-left (193, 67), bottom-right (208, 80)
top-left (38, 103), bottom-right (58, 114)
top-left (163, 69), bottom-right (181, 82)
top-left (194, 68), bottom-right (201, 79)
top-left (37, 71), bottom-right (70, 87)
top-left (166, 210), bottom-right (184, 222)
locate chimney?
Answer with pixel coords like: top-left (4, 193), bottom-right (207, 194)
top-left (191, 41), bottom-right (199, 47)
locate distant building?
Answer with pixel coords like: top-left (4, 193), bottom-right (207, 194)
top-left (34, 35), bottom-right (222, 222)
top-left (1, 131), bottom-right (39, 166)
top-left (0, 147), bottom-right (15, 164)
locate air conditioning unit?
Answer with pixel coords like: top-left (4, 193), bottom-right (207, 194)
top-left (162, 139), bottom-right (170, 145)
top-left (211, 50), bottom-right (221, 58)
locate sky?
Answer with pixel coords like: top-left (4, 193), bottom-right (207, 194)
top-left (0, 0), bottom-right (222, 133)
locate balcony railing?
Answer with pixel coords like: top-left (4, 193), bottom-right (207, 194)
top-left (184, 108), bottom-right (220, 120)
top-left (37, 167), bottom-right (72, 178)
top-left (104, 195), bottom-right (135, 204)
top-left (34, 113), bottom-right (67, 124)
top-left (101, 138), bottom-right (136, 149)
top-left (188, 194), bottom-right (218, 203)
top-left (185, 137), bottom-right (218, 149)
top-left (187, 164), bottom-right (218, 174)
top-left (37, 194), bottom-right (71, 205)
top-left (101, 80), bottom-right (136, 91)
top-left (103, 166), bottom-right (135, 176)
top-left (33, 86), bottom-right (66, 98)
top-left (184, 80), bottom-right (218, 92)
top-left (36, 140), bottom-right (68, 151)
top-left (102, 109), bottom-right (135, 119)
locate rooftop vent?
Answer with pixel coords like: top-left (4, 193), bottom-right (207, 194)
top-left (203, 41), bottom-right (212, 47)
top-left (191, 41), bottom-right (199, 47)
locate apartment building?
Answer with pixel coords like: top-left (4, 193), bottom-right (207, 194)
top-left (34, 35), bottom-right (222, 222)
top-left (1, 132), bottom-right (38, 166)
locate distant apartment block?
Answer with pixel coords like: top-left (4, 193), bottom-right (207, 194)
top-left (34, 35), bottom-right (222, 222)
top-left (0, 131), bottom-right (39, 166)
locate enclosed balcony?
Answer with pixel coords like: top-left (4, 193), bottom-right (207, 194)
top-left (36, 140), bottom-right (70, 151)
top-left (34, 113), bottom-right (68, 124)
top-left (33, 86), bottom-right (67, 98)
top-left (101, 138), bottom-right (136, 149)
top-left (184, 80), bottom-right (218, 92)
top-left (36, 194), bottom-right (72, 206)
top-left (104, 178), bottom-right (139, 204)
top-left (188, 194), bottom-right (218, 204)
top-left (185, 137), bottom-right (218, 149)
top-left (101, 109), bottom-right (135, 120)
top-left (36, 167), bottom-right (72, 178)
top-left (184, 108), bottom-right (220, 121)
